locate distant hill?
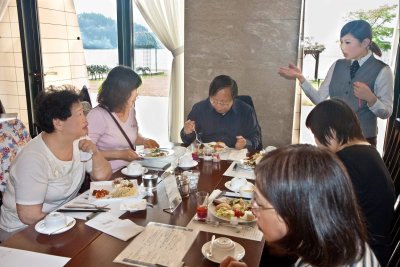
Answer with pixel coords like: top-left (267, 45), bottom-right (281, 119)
top-left (78, 12), bottom-right (163, 49)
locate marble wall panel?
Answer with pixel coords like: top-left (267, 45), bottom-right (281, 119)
top-left (185, 0), bottom-right (301, 146)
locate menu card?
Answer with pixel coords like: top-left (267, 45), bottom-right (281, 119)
top-left (114, 222), bottom-right (198, 267)
top-left (162, 174), bottom-right (182, 213)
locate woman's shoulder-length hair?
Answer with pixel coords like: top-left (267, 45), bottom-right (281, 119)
top-left (255, 144), bottom-right (367, 267)
top-left (305, 98), bottom-right (365, 146)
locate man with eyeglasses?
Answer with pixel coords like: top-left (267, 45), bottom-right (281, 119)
top-left (180, 75), bottom-right (261, 150)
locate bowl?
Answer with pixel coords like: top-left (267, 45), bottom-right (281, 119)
top-left (212, 237), bottom-right (236, 259)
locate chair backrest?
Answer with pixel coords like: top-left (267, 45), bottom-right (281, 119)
top-left (0, 99), bottom-right (5, 114)
top-left (0, 119), bottom-right (31, 192)
top-left (384, 119), bottom-right (400, 196)
top-left (79, 85), bottom-right (92, 106)
top-left (236, 95), bottom-right (263, 150)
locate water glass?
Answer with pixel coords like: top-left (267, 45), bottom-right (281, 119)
top-left (187, 170), bottom-right (200, 192)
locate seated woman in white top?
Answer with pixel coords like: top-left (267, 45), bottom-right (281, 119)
top-left (221, 144), bottom-right (380, 267)
top-left (0, 88), bottom-right (111, 240)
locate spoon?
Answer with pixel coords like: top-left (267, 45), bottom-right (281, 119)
top-left (207, 235), bottom-right (215, 258)
top-left (48, 220), bottom-right (74, 235)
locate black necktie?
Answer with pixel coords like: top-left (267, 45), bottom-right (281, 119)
top-left (350, 60), bottom-right (360, 79)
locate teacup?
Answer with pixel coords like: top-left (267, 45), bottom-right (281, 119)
top-left (44, 212), bottom-right (66, 230)
top-left (239, 183), bottom-right (255, 198)
top-left (127, 162), bottom-right (143, 176)
top-left (211, 237), bottom-right (236, 259)
top-left (180, 155), bottom-right (193, 167)
top-left (230, 177), bottom-right (247, 192)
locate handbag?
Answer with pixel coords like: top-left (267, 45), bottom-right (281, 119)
top-left (100, 105), bottom-right (136, 151)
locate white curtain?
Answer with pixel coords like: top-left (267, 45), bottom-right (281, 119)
top-left (0, 0), bottom-right (10, 22)
top-left (134, 0), bottom-right (184, 143)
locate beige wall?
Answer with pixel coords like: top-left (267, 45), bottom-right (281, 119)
top-left (0, 0), bottom-right (87, 129)
top-left (184, 0), bottom-right (302, 147)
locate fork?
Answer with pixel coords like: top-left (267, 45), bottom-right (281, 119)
top-left (69, 202), bottom-right (110, 210)
top-left (193, 127), bottom-right (202, 145)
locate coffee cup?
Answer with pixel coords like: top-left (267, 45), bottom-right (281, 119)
top-left (180, 155), bottom-right (193, 167)
top-left (239, 183), bottom-right (255, 198)
top-left (211, 237), bottom-right (236, 259)
top-left (127, 162), bottom-right (143, 176)
top-left (230, 177), bottom-right (247, 191)
top-left (44, 212), bottom-right (66, 230)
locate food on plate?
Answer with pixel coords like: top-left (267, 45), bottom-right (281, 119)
top-left (193, 141), bottom-right (227, 156)
top-left (140, 148), bottom-right (168, 158)
top-left (92, 189), bottom-right (109, 199)
top-left (208, 141), bottom-right (226, 152)
top-left (92, 178), bottom-right (138, 199)
top-left (215, 198), bottom-right (255, 221)
top-left (241, 152), bottom-right (264, 168)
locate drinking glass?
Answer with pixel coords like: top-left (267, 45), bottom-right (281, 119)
top-left (196, 191), bottom-right (209, 219)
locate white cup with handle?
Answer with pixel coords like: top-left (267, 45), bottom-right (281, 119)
top-left (127, 162), bottom-right (143, 176)
top-left (44, 212), bottom-right (67, 230)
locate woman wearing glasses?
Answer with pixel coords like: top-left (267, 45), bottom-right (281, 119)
top-left (180, 75), bottom-right (261, 150)
top-left (221, 144), bottom-right (379, 267)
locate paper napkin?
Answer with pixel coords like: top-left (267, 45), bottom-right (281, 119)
top-left (120, 199), bottom-right (147, 211)
top-left (207, 189), bottom-right (222, 204)
top-left (85, 213), bottom-right (144, 241)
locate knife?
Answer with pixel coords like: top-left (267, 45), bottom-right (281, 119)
top-left (56, 209), bottom-right (107, 212)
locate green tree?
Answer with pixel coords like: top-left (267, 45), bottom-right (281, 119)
top-left (345, 4), bottom-right (397, 52)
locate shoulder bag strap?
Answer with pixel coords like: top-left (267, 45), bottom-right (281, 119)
top-left (99, 105), bottom-right (136, 151)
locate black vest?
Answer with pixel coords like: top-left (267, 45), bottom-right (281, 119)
top-left (329, 56), bottom-right (386, 138)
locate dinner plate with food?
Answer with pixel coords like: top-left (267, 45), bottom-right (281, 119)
top-left (137, 148), bottom-right (174, 159)
top-left (236, 152), bottom-right (264, 170)
top-left (88, 178), bottom-right (140, 203)
top-left (193, 141), bottom-right (228, 157)
top-left (208, 197), bottom-right (256, 223)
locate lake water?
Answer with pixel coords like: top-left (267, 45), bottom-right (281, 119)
top-left (84, 48), bottom-right (173, 71)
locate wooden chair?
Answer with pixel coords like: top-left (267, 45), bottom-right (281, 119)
top-left (236, 95), bottom-right (263, 150)
top-left (384, 119), bottom-right (400, 195)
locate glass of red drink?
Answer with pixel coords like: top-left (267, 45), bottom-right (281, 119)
top-left (196, 191), bottom-right (209, 219)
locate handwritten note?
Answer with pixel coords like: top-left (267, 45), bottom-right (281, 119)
top-left (114, 222), bottom-right (198, 267)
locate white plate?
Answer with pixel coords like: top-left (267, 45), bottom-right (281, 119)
top-left (208, 201), bottom-right (256, 223)
top-left (236, 162), bottom-right (254, 171)
top-left (178, 160), bottom-right (198, 169)
top-left (201, 240), bottom-right (245, 263)
top-left (35, 216), bottom-right (76, 235)
top-left (136, 148), bottom-right (174, 159)
top-left (225, 181), bottom-right (254, 193)
top-left (88, 180), bottom-right (140, 203)
top-left (121, 167), bottom-right (148, 177)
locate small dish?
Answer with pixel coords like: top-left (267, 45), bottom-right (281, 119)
top-left (121, 167), bottom-right (148, 177)
top-left (178, 160), bottom-right (198, 170)
top-left (35, 216), bottom-right (76, 235)
top-left (225, 181), bottom-right (254, 193)
top-left (201, 240), bottom-right (245, 263)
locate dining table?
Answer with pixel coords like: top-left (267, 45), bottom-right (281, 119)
top-left (1, 157), bottom-right (265, 267)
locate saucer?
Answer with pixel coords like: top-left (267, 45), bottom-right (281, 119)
top-left (225, 180), bottom-right (254, 193)
top-left (121, 167), bottom-right (148, 177)
top-left (201, 240), bottom-right (245, 263)
top-left (178, 160), bottom-right (198, 169)
top-left (35, 216), bottom-right (76, 235)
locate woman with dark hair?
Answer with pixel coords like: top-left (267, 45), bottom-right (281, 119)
top-left (87, 66), bottom-right (159, 173)
top-left (279, 20), bottom-right (394, 147)
top-left (180, 74), bottom-right (261, 150)
top-left (221, 144), bottom-right (379, 267)
top-left (306, 98), bottom-right (395, 266)
top-left (0, 88), bottom-right (111, 241)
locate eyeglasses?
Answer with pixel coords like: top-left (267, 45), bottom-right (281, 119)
top-left (209, 99), bottom-right (233, 107)
top-left (251, 199), bottom-right (275, 215)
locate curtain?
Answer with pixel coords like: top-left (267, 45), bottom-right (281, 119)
top-left (0, 0), bottom-right (10, 22)
top-left (133, 0), bottom-right (184, 142)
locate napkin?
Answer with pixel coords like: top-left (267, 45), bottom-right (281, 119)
top-left (85, 213), bottom-right (144, 241)
top-left (207, 189), bottom-right (223, 204)
top-left (120, 199), bottom-right (147, 212)
top-left (223, 149), bottom-right (248, 161)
